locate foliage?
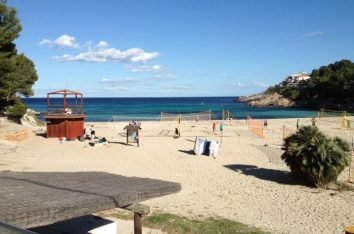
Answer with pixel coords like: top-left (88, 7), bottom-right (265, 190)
top-left (98, 210), bottom-right (270, 234)
top-left (6, 96), bottom-right (26, 118)
top-left (0, 0), bottom-right (21, 47)
top-left (281, 126), bottom-right (351, 188)
top-left (266, 60), bottom-right (354, 109)
top-left (0, 0), bottom-right (38, 117)
top-left (144, 213), bottom-right (269, 234)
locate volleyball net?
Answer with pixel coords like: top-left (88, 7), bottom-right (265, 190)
top-left (160, 111), bottom-right (213, 122)
top-left (317, 108), bottom-right (354, 130)
top-left (109, 115), bottom-right (160, 122)
top-left (282, 125), bottom-right (296, 140)
top-left (246, 115), bottom-right (265, 138)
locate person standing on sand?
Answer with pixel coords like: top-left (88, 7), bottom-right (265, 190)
top-left (212, 122), bottom-right (216, 134)
top-left (219, 122), bottom-right (224, 135)
top-left (296, 119), bottom-right (300, 130)
top-left (311, 117), bottom-right (317, 126)
top-left (264, 119), bottom-right (268, 129)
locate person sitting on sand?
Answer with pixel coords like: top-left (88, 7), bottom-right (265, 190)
top-left (174, 127), bottom-right (180, 138)
top-left (84, 127), bottom-right (90, 140)
top-left (90, 125), bottom-right (95, 139)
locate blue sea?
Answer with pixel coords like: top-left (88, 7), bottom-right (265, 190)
top-left (23, 97), bottom-right (316, 122)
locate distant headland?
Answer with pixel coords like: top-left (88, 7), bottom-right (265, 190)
top-left (236, 60), bottom-right (354, 111)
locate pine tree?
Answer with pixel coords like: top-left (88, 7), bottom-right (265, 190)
top-left (0, 0), bottom-right (38, 117)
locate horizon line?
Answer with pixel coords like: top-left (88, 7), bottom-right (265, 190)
top-left (24, 96), bottom-right (239, 98)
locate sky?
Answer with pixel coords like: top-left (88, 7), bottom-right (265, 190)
top-left (8, 0), bottom-right (354, 97)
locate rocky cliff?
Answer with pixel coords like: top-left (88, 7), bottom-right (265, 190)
top-left (235, 92), bottom-right (294, 107)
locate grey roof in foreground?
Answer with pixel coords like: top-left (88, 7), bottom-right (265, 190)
top-left (0, 171), bottom-right (181, 228)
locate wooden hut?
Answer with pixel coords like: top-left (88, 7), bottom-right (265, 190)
top-left (44, 90), bottom-right (85, 138)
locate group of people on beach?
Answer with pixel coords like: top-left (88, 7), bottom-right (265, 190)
top-left (212, 121), bottom-right (224, 134)
top-left (84, 125), bottom-right (96, 140)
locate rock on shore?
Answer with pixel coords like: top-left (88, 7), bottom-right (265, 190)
top-left (21, 109), bottom-right (43, 127)
top-left (235, 92), bottom-right (294, 107)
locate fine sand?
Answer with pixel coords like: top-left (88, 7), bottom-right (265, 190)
top-left (1, 117), bottom-right (354, 234)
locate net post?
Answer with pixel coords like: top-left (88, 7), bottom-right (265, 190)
top-left (349, 139), bottom-right (354, 184)
top-left (262, 120), bottom-right (265, 138)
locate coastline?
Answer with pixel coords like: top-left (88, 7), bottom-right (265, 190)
top-left (236, 92), bottom-right (354, 112)
top-left (1, 117), bottom-right (354, 234)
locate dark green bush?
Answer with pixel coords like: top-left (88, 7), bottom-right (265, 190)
top-left (281, 125), bottom-right (351, 187)
top-left (6, 97), bottom-right (27, 119)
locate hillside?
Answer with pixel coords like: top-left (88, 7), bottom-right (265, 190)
top-left (237, 60), bottom-right (354, 110)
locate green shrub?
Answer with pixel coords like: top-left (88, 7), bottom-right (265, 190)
top-left (6, 97), bottom-right (27, 119)
top-left (281, 126), bottom-right (351, 188)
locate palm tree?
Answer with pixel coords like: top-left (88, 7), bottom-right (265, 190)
top-left (281, 125), bottom-right (351, 188)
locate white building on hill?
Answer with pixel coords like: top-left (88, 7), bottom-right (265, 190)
top-left (283, 72), bottom-right (310, 86)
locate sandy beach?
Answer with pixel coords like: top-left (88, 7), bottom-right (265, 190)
top-left (1, 117), bottom-right (354, 234)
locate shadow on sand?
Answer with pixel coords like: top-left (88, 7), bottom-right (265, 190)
top-left (224, 164), bottom-right (306, 186)
top-left (108, 141), bottom-right (134, 146)
top-left (178, 150), bottom-right (195, 155)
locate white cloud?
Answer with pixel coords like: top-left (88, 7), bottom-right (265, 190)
top-left (99, 77), bottom-right (139, 93)
top-left (40, 35), bottom-right (160, 63)
top-left (38, 34), bottom-right (79, 48)
top-left (127, 64), bottom-right (162, 73)
top-left (38, 39), bottom-right (51, 46)
top-left (165, 84), bottom-right (197, 91)
top-left (153, 73), bottom-right (177, 80)
top-left (233, 81), bottom-right (268, 88)
top-left (172, 84), bottom-right (192, 90)
top-left (54, 47), bottom-right (160, 63)
top-left (101, 86), bottom-right (131, 91)
top-left (235, 82), bottom-right (245, 87)
top-left (303, 31), bottom-right (324, 37)
top-left (100, 77), bottom-right (137, 85)
top-left (96, 41), bottom-right (108, 48)
top-left (252, 81), bottom-right (268, 88)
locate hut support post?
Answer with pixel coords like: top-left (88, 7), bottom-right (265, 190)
top-left (126, 129), bottom-right (128, 145)
top-left (134, 213), bottom-right (142, 234)
top-left (63, 93), bottom-right (67, 113)
top-left (75, 94), bottom-right (77, 114)
top-left (47, 94), bottom-right (50, 114)
top-left (123, 203), bottom-right (150, 234)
